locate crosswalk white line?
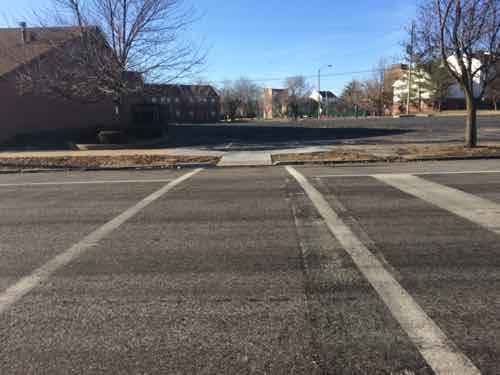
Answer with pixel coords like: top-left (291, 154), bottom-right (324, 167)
top-left (374, 173), bottom-right (500, 237)
top-left (286, 166), bottom-right (481, 375)
top-left (0, 168), bottom-right (202, 315)
top-left (316, 170), bottom-right (500, 179)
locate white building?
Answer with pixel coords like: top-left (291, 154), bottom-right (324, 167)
top-left (392, 69), bottom-right (433, 106)
top-left (309, 90), bottom-right (337, 103)
top-left (392, 55), bottom-right (490, 113)
top-left (446, 55), bottom-right (484, 99)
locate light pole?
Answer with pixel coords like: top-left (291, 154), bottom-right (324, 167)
top-left (318, 64), bottom-right (332, 120)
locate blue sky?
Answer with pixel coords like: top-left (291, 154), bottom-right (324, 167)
top-left (2, 0), bottom-right (417, 94)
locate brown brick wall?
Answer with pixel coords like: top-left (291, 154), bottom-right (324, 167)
top-left (0, 74), bottom-right (116, 143)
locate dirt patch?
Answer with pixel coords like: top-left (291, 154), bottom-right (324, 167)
top-left (0, 154), bottom-right (220, 169)
top-left (396, 144), bottom-right (500, 159)
top-left (272, 144), bottom-right (500, 164)
top-left (272, 150), bottom-right (380, 163)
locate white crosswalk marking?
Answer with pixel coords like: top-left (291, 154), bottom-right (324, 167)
top-left (0, 169), bottom-right (202, 315)
top-left (374, 173), bottom-right (500, 237)
top-left (286, 166), bottom-right (481, 375)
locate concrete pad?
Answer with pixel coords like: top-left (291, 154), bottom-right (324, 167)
top-left (217, 151), bottom-right (273, 166)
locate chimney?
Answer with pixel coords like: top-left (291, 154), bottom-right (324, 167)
top-left (19, 22), bottom-right (27, 44)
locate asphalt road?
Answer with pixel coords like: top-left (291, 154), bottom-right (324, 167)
top-left (1, 160), bottom-right (500, 374)
top-left (168, 116), bottom-right (500, 151)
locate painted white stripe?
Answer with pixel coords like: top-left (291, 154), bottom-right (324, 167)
top-left (0, 168), bottom-right (202, 315)
top-left (0, 179), bottom-right (173, 187)
top-left (374, 173), bottom-right (500, 236)
top-left (286, 166), bottom-right (481, 375)
top-left (316, 170), bottom-right (500, 179)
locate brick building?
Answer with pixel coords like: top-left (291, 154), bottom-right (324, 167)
top-left (262, 88), bottom-right (288, 119)
top-left (135, 84), bottom-right (220, 125)
top-left (0, 25), bottom-right (220, 145)
top-left (0, 26), bottom-right (116, 144)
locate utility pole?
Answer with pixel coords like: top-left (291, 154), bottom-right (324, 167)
top-left (317, 64), bottom-right (332, 120)
top-left (317, 69), bottom-right (321, 120)
top-left (406, 21), bottom-right (415, 116)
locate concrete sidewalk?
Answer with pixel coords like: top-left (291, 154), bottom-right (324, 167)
top-left (217, 151), bottom-right (273, 166)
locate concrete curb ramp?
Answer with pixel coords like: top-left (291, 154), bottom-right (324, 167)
top-left (217, 151), bottom-right (273, 166)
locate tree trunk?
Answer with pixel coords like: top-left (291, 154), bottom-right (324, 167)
top-left (465, 94), bottom-right (478, 148)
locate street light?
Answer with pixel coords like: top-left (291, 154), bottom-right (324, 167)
top-left (318, 64), bottom-right (333, 120)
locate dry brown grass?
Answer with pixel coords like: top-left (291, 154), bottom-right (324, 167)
top-left (0, 154), bottom-right (219, 169)
top-left (397, 144), bottom-right (500, 159)
top-left (273, 144), bottom-right (500, 164)
top-left (273, 150), bottom-right (378, 163)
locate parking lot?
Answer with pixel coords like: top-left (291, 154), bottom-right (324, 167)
top-left (167, 116), bottom-right (500, 151)
top-left (1, 160), bottom-right (500, 374)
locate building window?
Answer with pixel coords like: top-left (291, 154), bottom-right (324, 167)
top-left (176, 110), bottom-right (181, 117)
top-left (160, 96), bottom-right (166, 104)
top-left (151, 97), bottom-right (158, 104)
top-left (202, 98), bottom-right (207, 103)
top-left (167, 97), bottom-right (171, 104)
top-left (189, 97), bottom-right (194, 103)
top-left (189, 111), bottom-right (194, 117)
top-left (211, 111), bottom-right (216, 117)
top-left (175, 98), bottom-right (180, 103)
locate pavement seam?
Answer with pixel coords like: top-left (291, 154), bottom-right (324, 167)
top-left (0, 168), bottom-right (203, 315)
top-left (286, 180), bottom-right (335, 374)
top-left (312, 176), bottom-right (404, 282)
top-left (286, 166), bottom-right (481, 375)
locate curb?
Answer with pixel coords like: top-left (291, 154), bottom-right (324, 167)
top-left (1, 155), bottom-right (500, 174)
top-left (272, 159), bottom-right (381, 166)
top-left (0, 162), bottom-right (217, 174)
top-left (272, 154), bottom-right (500, 166)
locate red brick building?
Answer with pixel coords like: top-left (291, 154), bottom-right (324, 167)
top-left (135, 84), bottom-right (220, 125)
top-left (0, 26), bottom-right (117, 144)
top-left (0, 25), bottom-right (220, 145)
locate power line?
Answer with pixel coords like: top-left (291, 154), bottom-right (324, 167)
top-left (207, 68), bottom-right (387, 86)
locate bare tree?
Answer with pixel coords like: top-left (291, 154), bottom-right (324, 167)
top-left (284, 75), bottom-right (309, 120)
top-left (363, 60), bottom-right (392, 116)
top-left (417, 0), bottom-right (500, 147)
top-left (341, 79), bottom-right (364, 107)
top-left (485, 76), bottom-right (500, 110)
top-left (17, 0), bottom-right (205, 124)
top-left (220, 80), bottom-right (241, 121)
top-left (421, 60), bottom-right (455, 111)
top-left (235, 78), bottom-right (261, 118)
top-left (219, 78), bottom-right (261, 121)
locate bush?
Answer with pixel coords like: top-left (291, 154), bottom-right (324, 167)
top-left (98, 130), bottom-right (128, 144)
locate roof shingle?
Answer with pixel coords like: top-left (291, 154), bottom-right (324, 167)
top-left (0, 26), bottom-right (88, 78)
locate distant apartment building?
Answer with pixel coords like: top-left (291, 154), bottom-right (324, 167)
top-left (385, 64), bottom-right (409, 88)
top-left (309, 90), bottom-right (337, 104)
top-left (392, 68), bottom-right (434, 114)
top-left (391, 55), bottom-right (499, 114)
top-left (262, 88), bottom-right (288, 119)
top-left (135, 84), bottom-right (220, 125)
